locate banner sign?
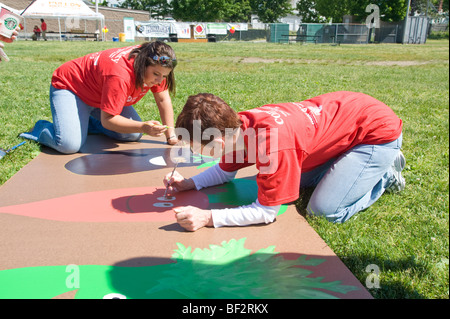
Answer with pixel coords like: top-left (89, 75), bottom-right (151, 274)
top-left (193, 23), bottom-right (206, 38)
top-left (134, 21), bottom-right (172, 38)
top-left (206, 23), bottom-right (227, 35)
top-left (133, 21), bottom-right (248, 38)
top-left (173, 22), bottom-right (190, 39)
top-left (123, 17), bottom-right (135, 41)
top-left (227, 23), bottom-right (248, 31)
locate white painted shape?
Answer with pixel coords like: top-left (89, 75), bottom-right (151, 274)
top-left (149, 156), bottom-right (167, 166)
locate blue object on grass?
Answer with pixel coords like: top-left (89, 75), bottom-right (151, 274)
top-left (0, 141), bottom-right (26, 160)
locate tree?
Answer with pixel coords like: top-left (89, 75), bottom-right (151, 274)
top-left (410, 0), bottom-right (449, 15)
top-left (296, 0), bottom-right (325, 22)
top-left (223, 0), bottom-right (253, 22)
top-left (411, 0), bottom-right (430, 14)
top-left (120, 0), bottom-right (172, 18)
top-left (171, 0), bottom-right (224, 21)
top-left (120, 0), bottom-right (147, 10)
top-left (250, 0), bottom-right (293, 23)
top-left (314, 0), bottom-right (351, 23)
top-left (439, 0), bottom-right (449, 12)
top-left (119, 0), bottom-right (294, 22)
top-left (299, 0), bottom-right (410, 23)
top-left (171, 0), bottom-right (252, 22)
top-left (345, 0), bottom-right (408, 22)
top-left (89, 0), bottom-right (109, 5)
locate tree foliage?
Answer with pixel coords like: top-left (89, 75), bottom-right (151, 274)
top-left (223, 0), bottom-right (253, 22)
top-left (118, 0), bottom-right (447, 23)
top-left (171, 0), bottom-right (251, 22)
top-left (295, 0), bottom-right (325, 23)
top-left (119, 0), bottom-right (252, 22)
top-left (296, 0), bottom-right (410, 23)
top-left (120, 0), bottom-right (171, 18)
top-left (249, 0), bottom-right (293, 23)
top-left (345, 0), bottom-right (408, 22)
top-left (411, 0), bottom-right (449, 15)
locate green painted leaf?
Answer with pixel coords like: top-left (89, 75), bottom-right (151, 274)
top-left (0, 238), bottom-right (359, 299)
top-left (146, 238), bottom-right (359, 299)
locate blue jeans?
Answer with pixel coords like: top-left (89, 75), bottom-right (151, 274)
top-left (300, 134), bottom-right (403, 223)
top-left (21, 85), bottom-right (142, 154)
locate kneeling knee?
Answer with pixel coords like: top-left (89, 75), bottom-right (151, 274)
top-left (117, 133), bottom-right (143, 142)
top-left (306, 200), bottom-right (343, 223)
top-left (57, 142), bottom-right (81, 154)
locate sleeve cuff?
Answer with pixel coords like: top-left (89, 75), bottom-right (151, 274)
top-left (211, 199), bottom-right (280, 228)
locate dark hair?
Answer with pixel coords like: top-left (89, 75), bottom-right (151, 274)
top-left (176, 93), bottom-right (242, 144)
top-left (128, 41), bottom-right (177, 95)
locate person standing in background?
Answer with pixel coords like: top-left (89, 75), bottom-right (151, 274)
top-left (40, 19), bottom-right (47, 41)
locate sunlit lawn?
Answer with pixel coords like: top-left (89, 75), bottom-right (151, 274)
top-left (0, 39), bottom-right (448, 299)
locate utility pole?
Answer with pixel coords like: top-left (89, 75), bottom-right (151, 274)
top-left (403, 0), bottom-right (412, 44)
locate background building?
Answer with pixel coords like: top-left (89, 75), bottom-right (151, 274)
top-left (2, 0), bottom-right (149, 40)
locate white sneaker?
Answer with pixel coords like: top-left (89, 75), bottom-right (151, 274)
top-left (386, 151), bottom-right (406, 193)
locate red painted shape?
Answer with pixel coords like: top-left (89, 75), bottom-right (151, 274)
top-left (195, 25), bottom-right (203, 33)
top-left (0, 187), bottom-right (209, 223)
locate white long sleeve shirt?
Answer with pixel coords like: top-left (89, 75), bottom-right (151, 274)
top-left (191, 164), bottom-right (280, 227)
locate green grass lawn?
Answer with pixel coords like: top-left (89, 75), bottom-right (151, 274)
top-left (0, 39), bottom-right (448, 299)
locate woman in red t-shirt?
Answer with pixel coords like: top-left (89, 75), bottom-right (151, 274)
top-left (164, 92), bottom-right (406, 231)
top-left (20, 41), bottom-right (178, 154)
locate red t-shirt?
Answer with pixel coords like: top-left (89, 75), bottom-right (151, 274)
top-left (41, 22), bottom-right (47, 31)
top-left (51, 46), bottom-right (167, 116)
top-left (219, 91), bottom-right (403, 206)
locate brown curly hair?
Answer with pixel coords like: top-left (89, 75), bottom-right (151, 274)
top-left (176, 93), bottom-right (242, 144)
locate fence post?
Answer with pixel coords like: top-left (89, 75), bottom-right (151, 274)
top-left (403, 0), bottom-right (412, 44)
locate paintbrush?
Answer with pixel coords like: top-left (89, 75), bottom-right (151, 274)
top-left (163, 161), bottom-right (180, 200)
top-left (163, 157), bottom-right (186, 199)
top-left (149, 122), bottom-right (173, 130)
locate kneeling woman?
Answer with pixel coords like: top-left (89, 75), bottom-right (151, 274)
top-left (165, 91), bottom-right (406, 231)
top-left (21, 41), bottom-right (178, 154)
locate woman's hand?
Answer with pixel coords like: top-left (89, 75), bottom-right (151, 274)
top-left (142, 120), bottom-right (167, 137)
top-left (174, 206), bottom-right (213, 231)
top-left (166, 135), bottom-right (178, 145)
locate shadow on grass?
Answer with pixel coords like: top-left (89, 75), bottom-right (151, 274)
top-left (294, 187), bottom-right (427, 299)
top-left (341, 254), bottom-right (427, 299)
